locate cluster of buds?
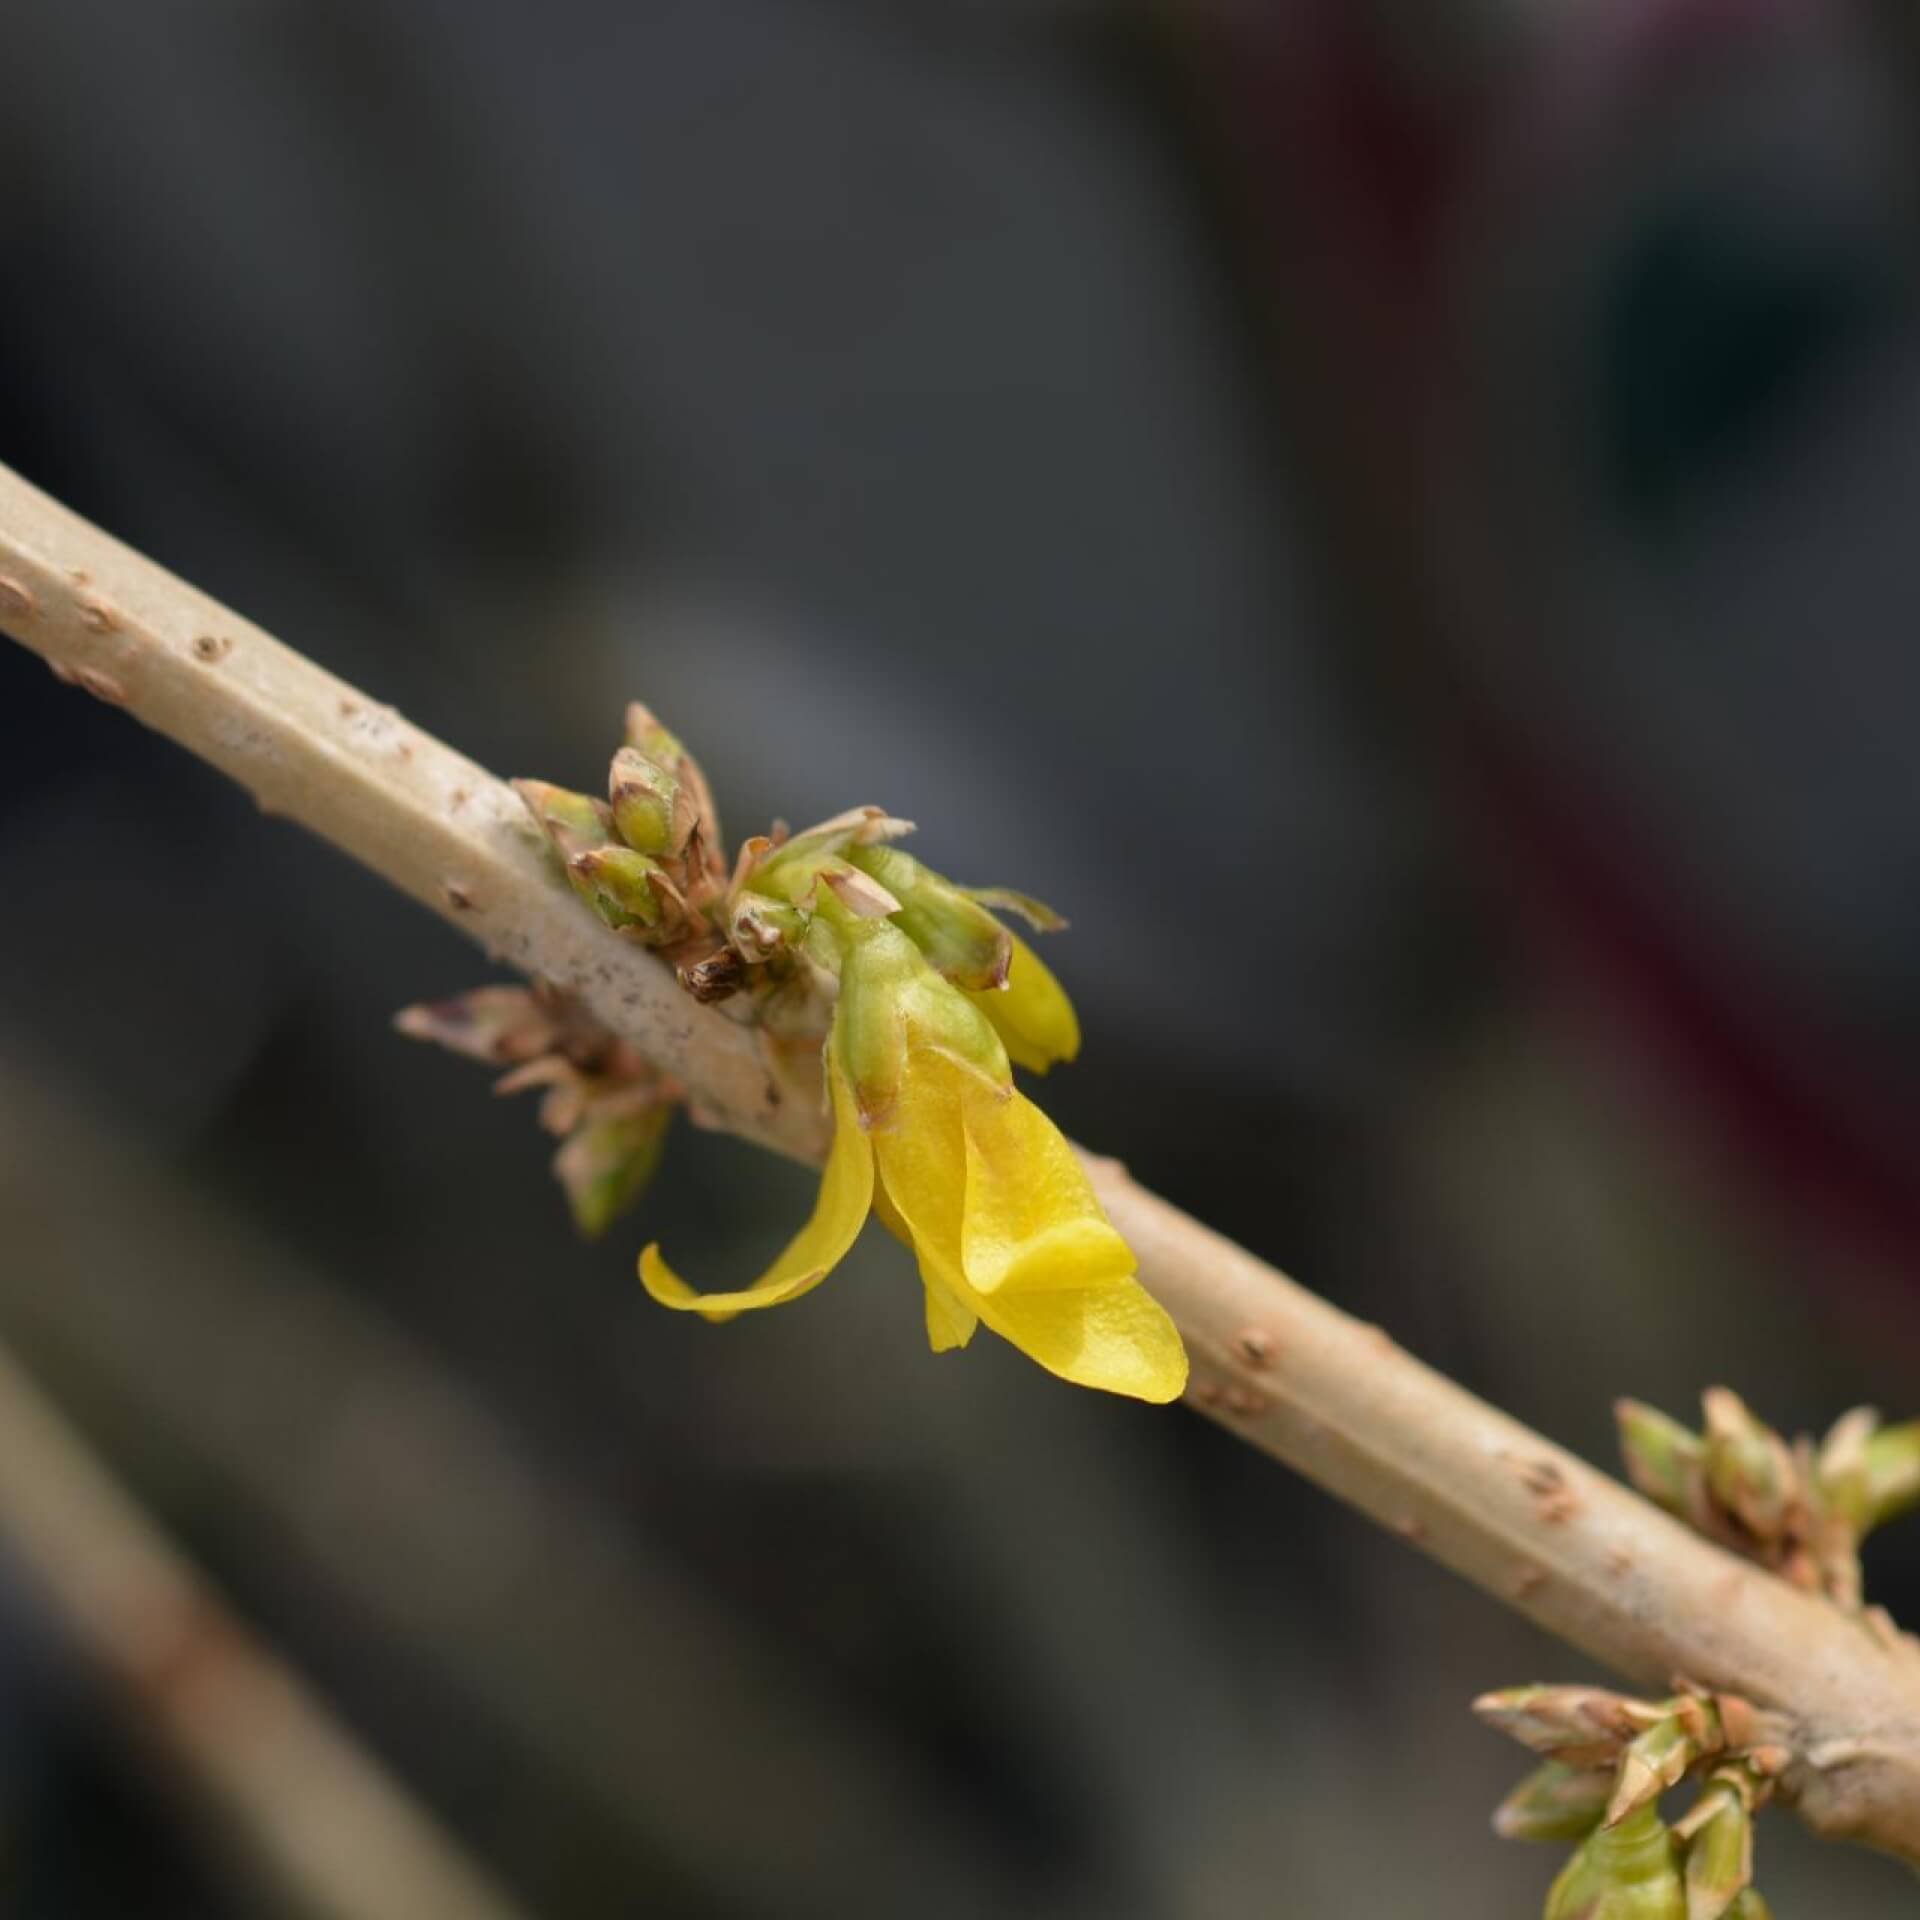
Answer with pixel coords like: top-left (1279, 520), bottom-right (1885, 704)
top-left (394, 983), bottom-right (678, 1237)
top-left (1476, 1682), bottom-right (1788, 1919)
top-left (1474, 1681), bottom-right (1789, 1920)
top-left (514, 703), bottom-right (730, 969)
top-left (1616, 1390), bottom-right (1920, 1614)
top-left (398, 700), bottom-right (1188, 1401)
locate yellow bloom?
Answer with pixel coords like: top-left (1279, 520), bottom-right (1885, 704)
top-left (640, 922), bottom-right (1186, 1402)
top-left (968, 929), bottom-right (1079, 1074)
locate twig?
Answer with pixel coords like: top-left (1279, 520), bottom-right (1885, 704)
top-left (0, 1333), bottom-right (530, 1920)
top-left (5, 456), bottom-right (1920, 1865)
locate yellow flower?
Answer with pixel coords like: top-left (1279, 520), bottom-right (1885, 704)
top-left (969, 928), bottom-right (1079, 1074)
top-left (640, 920), bottom-right (1186, 1402)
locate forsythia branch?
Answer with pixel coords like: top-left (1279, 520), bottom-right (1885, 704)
top-left (5, 457), bottom-right (1920, 1867)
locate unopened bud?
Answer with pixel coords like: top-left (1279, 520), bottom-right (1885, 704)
top-left (394, 986), bottom-right (562, 1066)
top-left (1680, 1782), bottom-right (1752, 1920)
top-left (609, 745), bottom-right (698, 858)
top-left (624, 701), bottom-right (725, 869)
top-left (1864, 1420), bottom-right (1920, 1532)
top-left (514, 779), bottom-right (615, 865)
top-left (1475, 1687), bottom-right (1649, 1770)
top-left (1617, 1401), bottom-right (1706, 1520)
top-left (1702, 1389), bottom-right (1795, 1542)
top-left (1547, 1807), bottom-right (1685, 1920)
top-left (727, 890), bottom-right (808, 962)
top-left (1724, 1894), bottom-right (1771, 1920)
top-left (1494, 1762), bottom-right (1613, 1844)
top-left (623, 700), bottom-right (687, 765)
top-left (1608, 1718), bottom-right (1700, 1827)
top-left (832, 920), bottom-right (1006, 1126)
top-left (849, 845), bottom-right (1012, 990)
top-left (553, 1102), bottom-right (671, 1238)
top-left (1816, 1407), bottom-right (1879, 1533)
top-left (569, 847), bottom-right (668, 933)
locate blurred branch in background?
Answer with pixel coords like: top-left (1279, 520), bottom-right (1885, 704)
top-left (0, 1324), bottom-right (526, 1920)
top-left (0, 1064), bottom-right (1045, 1920)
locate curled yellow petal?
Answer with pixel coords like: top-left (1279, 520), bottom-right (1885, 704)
top-left (970, 1277), bottom-right (1188, 1403)
top-left (958, 1079), bottom-right (1126, 1296)
top-left (873, 1047), bottom-right (1187, 1401)
top-left (639, 1059), bottom-right (872, 1320)
top-left (969, 931), bottom-right (1079, 1074)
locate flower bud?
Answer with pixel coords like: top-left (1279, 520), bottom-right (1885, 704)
top-left (1702, 1390), bottom-right (1796, 1543)
top-left (1680, 1781), bottom-right (1752, 1920)
top-left (609, 745), bottom-right (698, 858)
top-left (623, 699), bottom-right (688, 765)
top-left (1474, 1686), bottom-right (1649, 1770)
top-left (553, 1101), bottom-right (671, 1238)
top-left (1608, 1717), bottom-right (1700, 1826)
top-left (831, 919), bottom-right (1007, 1127)
top-left (624, 701), bottom-right (725, 875)
top-left (568, 846), bottom-right (668, 933)
top-left (1724, 1894), bottom-right (1772, 1919)
top-left (1816, 1407), bottom-right (1879, 1533)
top-left (1494, 1762), bottom-right (1613, 1844)
top-left (1547, 1807), bottom-right (1685, 1920)
top-left (514, 778), bottom-right (616, 865)
top-left (1617, 1400), bottom-right (1706, 1520)
top-left (394, 986), bottom-right (564, 1066)
top-left (848, 844), bottom-right (1012, 990)
top-left (1864, 1420), bottom-right (1920, 1532)
top-left (727, 890), bottom-right (808, 963)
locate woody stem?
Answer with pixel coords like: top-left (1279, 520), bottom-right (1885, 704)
top-left (4, 456), bottom-right (1920, 1867)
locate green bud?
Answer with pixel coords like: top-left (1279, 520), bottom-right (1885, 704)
top-left (568, 847), bottom-right (666, 932)
top-left (1547, 1807), bottom-right (1685, 1920)
top-left (848, 844), bottom-right (1012, 991)
top-left (1608, 1717), bottom-right (1700, 1827)
top-left (1702, 1390), bottom-right (1794, 1542)
top-left (1617, 1401), bottom-right (1706, 1520)
top-left (514, 778), bottom-right (615, 865)
top-left (554, 1102), bottom-right (671, 1237)
top-left (831, 919), bottom-right (1007, 1125)
top-left (609, 745), bottom-right (698, 858)
top-left (1474, 1686), bottom-right (1648, 1770)
top-left (1681, 1781), bottom-right (1753, 1920)
top-left (624, 702), bottom-right (724, 860)
top-left (727, 890), bottom-right (808, 963)
top-left (1725, 1894), bottom-right (1772, 1919)
top-left (623, 699), bottom-right (687, 765)
top-left (1817, 1407), bottom-right (1879, 1533)
top-left (1494, 1762), bottom-right (1614, 1844)
top-left (1864, 1421), bottom-right (1920, 1532)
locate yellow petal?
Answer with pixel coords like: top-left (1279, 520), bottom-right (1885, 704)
top-left (923, 1278), bottom-right (979, 1352)
top-left (639, 1057), bottom-right (873, 1319)
top-left (968, 931), bottom-right (1079, 1074)
top-left (958, 1079), bottom-right (1129, 1296)
top-left (970, 1276), bottom-right (1188, 1403)
top-left (868, 1050), bottom-right (970, 1274)
top-left (873, 1047), bottom-right (1187, 1401)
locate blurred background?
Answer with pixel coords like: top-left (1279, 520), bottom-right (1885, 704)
top-left (2, 0), bottom-right (1919, 1913)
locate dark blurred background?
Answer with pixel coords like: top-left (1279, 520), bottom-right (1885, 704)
top-left (4, 0), bottom-right (1920, 1913)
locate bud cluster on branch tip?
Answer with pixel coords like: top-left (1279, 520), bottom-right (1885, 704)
top-left (1616, 1390), bottom-right (1920, 1614)
top-left (1476, 1682), bottom-right (1787, 1920)
top-left (394, 983), bottom-right (679, 1237)
top-left (405, 701), bottom-right (1188, 1402)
